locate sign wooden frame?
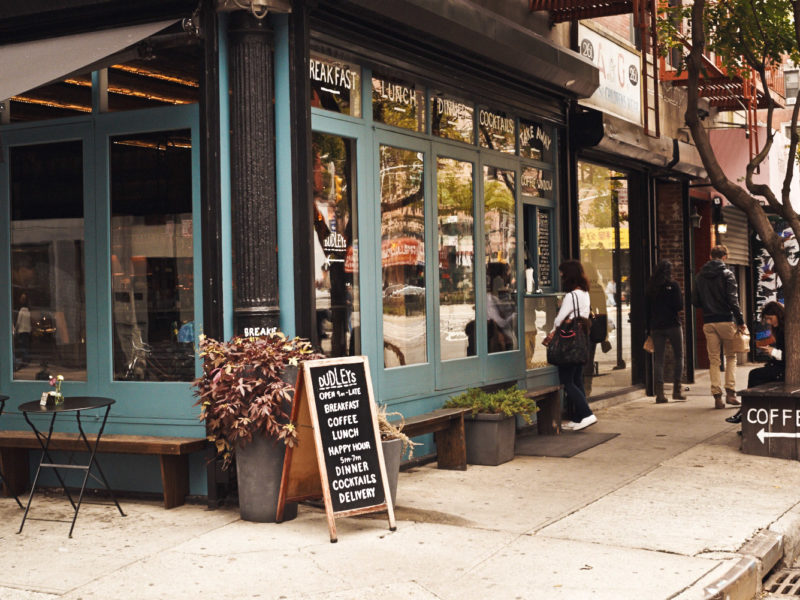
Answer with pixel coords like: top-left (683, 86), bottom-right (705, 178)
top-left (276, 356), bottom-right (396, 542)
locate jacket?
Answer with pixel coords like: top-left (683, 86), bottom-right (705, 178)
top-left (691, 260), bottom-right (744, 325)
top-left (646, 281), bottom-right (682, 331)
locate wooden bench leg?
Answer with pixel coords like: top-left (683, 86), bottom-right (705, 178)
top-left (537, 391), bottom-right (562, 435)
top-left (434, 416), bottom-right (467, 470)
top-left (0, 447), bottom-right (29, 496)
top-left (160, 455), bottom-right (189, 509)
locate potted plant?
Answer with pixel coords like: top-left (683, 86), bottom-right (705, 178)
top-left (443, 386), bottom-right (538, 466)
top-left (193, 332), bottom-right (320, 523)
top-left (376, 406), bottom-right (418, 506)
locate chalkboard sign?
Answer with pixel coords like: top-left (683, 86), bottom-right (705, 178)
top-left (537, 209), bottom-right (552, 288)
top-left (276, 356), bottom-right (396, 542)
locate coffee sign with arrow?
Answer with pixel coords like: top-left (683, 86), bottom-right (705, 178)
top-left (741, 385), bottom-right (800, 460)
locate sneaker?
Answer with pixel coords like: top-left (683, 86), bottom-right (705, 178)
top-left (572, 414), bottom-right (597, 431)
top-left (561, 421), bottom-right (580, 430)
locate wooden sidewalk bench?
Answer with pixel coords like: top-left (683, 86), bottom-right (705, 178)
top-left (0, 431), bottom-right (206, 509)
top-left (391, 407), bottom-right (470, 471)
top-left (525, 385), bottom-right (563, 435)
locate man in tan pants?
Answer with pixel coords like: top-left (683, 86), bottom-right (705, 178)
top-left (692, 245), bottom-right (747, 408)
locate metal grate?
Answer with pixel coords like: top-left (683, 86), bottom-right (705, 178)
top-left (765, 568), bottom-right (800, 596)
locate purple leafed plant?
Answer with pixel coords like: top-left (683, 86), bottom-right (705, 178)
top-left (193, 333), bottom-right (321, 468)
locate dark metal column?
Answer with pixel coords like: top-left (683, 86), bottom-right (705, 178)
top-left (228, 11), bottom-right (280, 335)
top-left (199, 1), bottom-right (227, 509)
top-left (289, 0), bottom-right (316, 343)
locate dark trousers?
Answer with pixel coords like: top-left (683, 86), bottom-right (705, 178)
top-left (748, 363), bottom-right (783, 388)
top-left (558, 363), bottom-right (593, 422)
top-left (651, 326), bottom-right (683, 385)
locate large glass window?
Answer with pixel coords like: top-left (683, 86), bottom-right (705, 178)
top-left (312, 132), bottom-right (360, 357)
top-left (578, 161), bottom-right (631, 397)
top-left (110, 130), bottom-right (195, 381)
top-left (484, 166), bottom-right (517, 354)
top-left (380, 145), bottom-right (426, 367)
top-left (10, 141), bottom-right (87, 380)
top-left (437, 157), bottom-right (475, 360)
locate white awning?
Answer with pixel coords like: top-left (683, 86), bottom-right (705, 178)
top-left (0, 20), bottom-right (177, 102)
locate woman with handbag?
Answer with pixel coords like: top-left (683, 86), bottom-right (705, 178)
top-left (726, 301), bottom-right (785, 424)
top-left (543, 260), bottom-right (596, 431)
top-left (645, 260), bottom-right (687, 404)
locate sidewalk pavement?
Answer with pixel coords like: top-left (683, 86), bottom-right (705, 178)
top-left (2, 364), bottom-right (799, 600)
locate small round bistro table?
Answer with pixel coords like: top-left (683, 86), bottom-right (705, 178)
top-left (17, 396), bottom-right (125, 537)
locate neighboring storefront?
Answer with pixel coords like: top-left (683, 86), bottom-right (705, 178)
top-left (573, 22), bottom-right (706, 395)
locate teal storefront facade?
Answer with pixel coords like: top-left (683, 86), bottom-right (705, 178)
top-left (0, 0), bottom-right (598, 499)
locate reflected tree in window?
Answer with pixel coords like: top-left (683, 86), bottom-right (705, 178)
top-left (380, 145), bottom-right (426, 368)
top-left (484, 167), bottom-right (517, 354)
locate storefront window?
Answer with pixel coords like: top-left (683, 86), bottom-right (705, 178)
top-left (310, 53), bottom-right (362, 117)
top-left (521, 167), bottom-right (553, 200)
top-left (431, 92), bottom-right (474, 145)
top-left (372, 73), bottom-right (425, 132)
top-left (484, 166), bottom-right (517, 353)
top-left (478, 108), bottom-right (515, 154)
top-left (578, 161), bottom-right (631, 397)
top-left (10, 141), bottom-right (87, 380)
top-left (109, 130), bottom-right (195, 381)
top-left (312, 132), bottom-right (360, 357)
top-left (380, 145), bottom-right (426, 367)
top-left (519, 118), bottom-right (554, 163)
top-left (108, 42), bottom-right (201, 111)
top-left (437, 157), bottom-right (475, 360)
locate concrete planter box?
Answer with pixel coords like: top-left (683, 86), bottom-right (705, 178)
top-left (464, 413), bottom-right (516, 466)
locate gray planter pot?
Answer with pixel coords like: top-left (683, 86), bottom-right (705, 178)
top-left (464, 413), bottom-right (516, 466)
top-left (233, 363), bottom-right (300, 523)
top-left (381, 437), bottom-right (402, 507)
top-left (235, 434), bottom-right (297, 522)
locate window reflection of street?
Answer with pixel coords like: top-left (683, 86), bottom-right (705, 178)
top-left (380, 145), bottom-right (426, 368)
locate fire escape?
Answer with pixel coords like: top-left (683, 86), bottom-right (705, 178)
top-left (659, 38), bottom-right (785, 162)
top-left (529, 0), bottom-right (661, 137)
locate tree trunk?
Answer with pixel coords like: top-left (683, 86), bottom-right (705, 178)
top-left (785, 276), bottom-right (800, 386)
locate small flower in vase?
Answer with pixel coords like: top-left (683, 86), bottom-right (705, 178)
top-left (49, 374), bottom-right (65, 405)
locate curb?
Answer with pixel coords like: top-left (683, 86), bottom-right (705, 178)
top-left (703, 530), bottom-right (785, 600)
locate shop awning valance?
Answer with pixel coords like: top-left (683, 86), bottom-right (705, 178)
top-left (0, 20), bottom-right (176, 101)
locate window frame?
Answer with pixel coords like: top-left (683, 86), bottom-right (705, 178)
top-left (1, 103), bottom-right (202, 422)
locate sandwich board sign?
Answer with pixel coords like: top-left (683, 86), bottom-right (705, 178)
top-left (276, 356), bottom-right (396, 542)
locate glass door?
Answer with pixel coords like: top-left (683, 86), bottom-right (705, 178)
top-left (577, 161), bottom-right (631, 397)
top-left (481, 154), bottom-right (524, 381)
top-left (432, 142), bottom-right (479, 388)
top-left (375, 130), bottom-right (432, 398)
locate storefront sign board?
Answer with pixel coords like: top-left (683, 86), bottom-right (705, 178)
top-left (578, 24), bottom-right (642, 126)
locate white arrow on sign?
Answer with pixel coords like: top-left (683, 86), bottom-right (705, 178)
top-left (756, 428), bottom-right (800, 444)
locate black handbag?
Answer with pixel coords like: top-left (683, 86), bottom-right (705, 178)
top-left (589, 313), bottom-right (607, 344)
top-left (547, 293), bottom-right (590, 366)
